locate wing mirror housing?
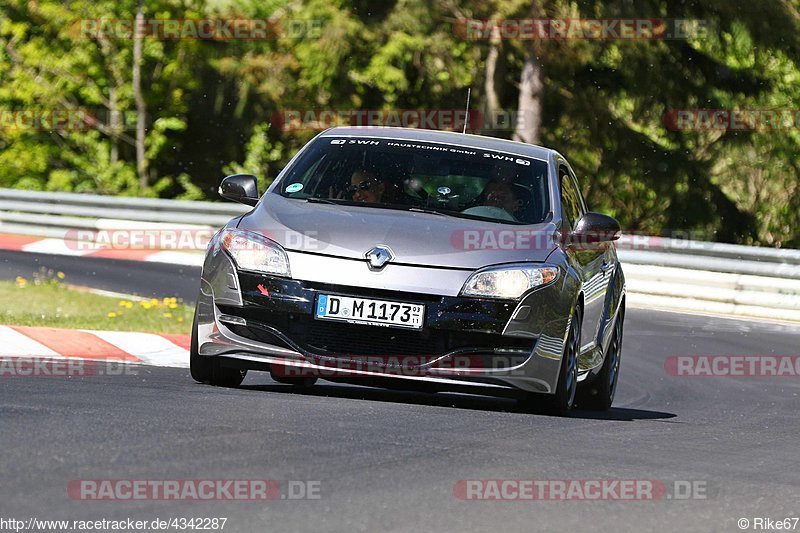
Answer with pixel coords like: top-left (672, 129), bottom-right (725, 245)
top-left (567, 212), bottom-right (621, 248)
top-left (219, 174), bottom-right (259, 206)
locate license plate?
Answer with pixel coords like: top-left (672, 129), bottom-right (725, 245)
top-left (315, 294), bottom-right (425, 329)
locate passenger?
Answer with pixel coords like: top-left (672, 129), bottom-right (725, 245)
top-left (482, 180), bottom-right (530, 218)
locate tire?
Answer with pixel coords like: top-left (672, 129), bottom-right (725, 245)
top-left (578, 305), bottom-right (624, 411)
top-left (520, 305), bottom-right (582, 416)
top-left (190, 313), bottom-right (247, 388)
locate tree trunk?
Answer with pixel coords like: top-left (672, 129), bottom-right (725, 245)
top-left (133, 0), bottom-right (148, 189)
top-left (512, 53), bottom-right (543, 145)
top-left (109, 84), bottom-right (119, 164)
top-left (483, 30), bottom-right (504, 134)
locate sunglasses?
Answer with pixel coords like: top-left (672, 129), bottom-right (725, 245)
top-left (345, 179), bottom-right (378, 195)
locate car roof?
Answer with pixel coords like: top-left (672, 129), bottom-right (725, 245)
top-left (319, 126), bottom-right (555, 162)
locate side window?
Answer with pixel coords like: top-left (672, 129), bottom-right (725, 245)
top-left (569, 171), bottom-right (588, 213)
top-left (559, 169), bottom-right (583, 231)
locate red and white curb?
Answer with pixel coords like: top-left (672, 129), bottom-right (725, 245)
top-left (0, 233), bottom-right (204, 266)
top-left (0, 325), bottom-right (189, 368)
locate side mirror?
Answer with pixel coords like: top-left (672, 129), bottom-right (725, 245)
top-left (570, 212), bottom-right (621, 247)
top-left (219, 174), bottom-right (259, 206)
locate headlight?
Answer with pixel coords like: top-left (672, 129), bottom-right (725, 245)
top-left (461, 264), bottom-right (558, 299)
top-left (219, 228), bottom-right (291, 277)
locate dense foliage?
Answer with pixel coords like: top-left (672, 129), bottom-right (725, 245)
top-left (1, 0), bottom-right (798, 246)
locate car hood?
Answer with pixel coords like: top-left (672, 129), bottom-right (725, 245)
top-left (236, 194), bottom-right (557, 270)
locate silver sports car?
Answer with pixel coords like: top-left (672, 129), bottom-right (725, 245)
top-left (191, 126), bottom-right (625, 415)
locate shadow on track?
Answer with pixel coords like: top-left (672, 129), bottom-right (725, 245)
top-left (567, 408), bottom-right (677, 422)
top-left (238, 381), bottom-right (676, 421)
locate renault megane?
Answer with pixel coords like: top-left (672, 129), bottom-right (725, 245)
top-left (190, 126), bottom-right (625, 415)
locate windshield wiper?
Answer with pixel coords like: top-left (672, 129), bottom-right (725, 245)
top-left (305, 197), bottom-right (341, 205)
top-left (406, 206), bottom-right (449, 216)
top-left (305, 198), bottom-right (446, 215)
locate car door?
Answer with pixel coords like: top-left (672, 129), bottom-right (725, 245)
top-left (558, 165), bottom-right (611, 357)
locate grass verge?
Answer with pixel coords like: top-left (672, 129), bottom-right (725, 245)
top-left (1, 275), bottom-right (193, 334)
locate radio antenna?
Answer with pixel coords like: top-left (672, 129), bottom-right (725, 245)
top-left (462, 88), bottom-right (471, 134)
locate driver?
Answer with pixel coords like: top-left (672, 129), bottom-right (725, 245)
top-left (334, 169), bottom-right (406, 204)
top-left (347, 169), bottom-right (384, 203)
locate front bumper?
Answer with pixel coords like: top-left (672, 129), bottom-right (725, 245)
top-left (196, 250), bottom-right (574, 394)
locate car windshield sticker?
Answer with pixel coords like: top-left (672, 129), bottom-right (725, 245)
top-left (380, 140), bottom-right (541, 166)
top-left (285, 183), bottom-right (303, 193)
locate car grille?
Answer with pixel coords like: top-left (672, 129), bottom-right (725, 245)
top-left (222, 308), bottom-right (530, 357)
top-left (291, 317), bottom-right (531, 357)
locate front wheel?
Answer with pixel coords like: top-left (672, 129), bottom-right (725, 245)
top-left (520, 305), bottom-right (582, 416)
top-left (190, 314), bottom-right (247, 388)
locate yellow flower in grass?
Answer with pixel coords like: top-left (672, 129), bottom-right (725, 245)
top-left (169, 303), bottom-right (177, 309)
top-left (177, 317), bottom-right (184, 323)
top-left (57, 271), bottom-right (65, 279)
top-left (163, 312), bottom-right (172, 318)
top-left (108, 312), bottom-right (117, 318)
top-left (15, 276), bottom-right (27, 287)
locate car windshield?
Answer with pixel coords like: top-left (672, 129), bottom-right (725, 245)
top-left (274, 136), bottom-right (550, 225)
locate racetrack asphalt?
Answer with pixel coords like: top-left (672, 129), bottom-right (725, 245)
top-left (1, 250), bottom-right (799, 532)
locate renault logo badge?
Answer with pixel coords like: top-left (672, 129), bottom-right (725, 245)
top-left (365, 246), bottom-right (393, 270)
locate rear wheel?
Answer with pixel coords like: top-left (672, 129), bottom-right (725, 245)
top-left (578, 305), bottom-right (624, 411)
top-left (190, 314), bottom-right (247, 388)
